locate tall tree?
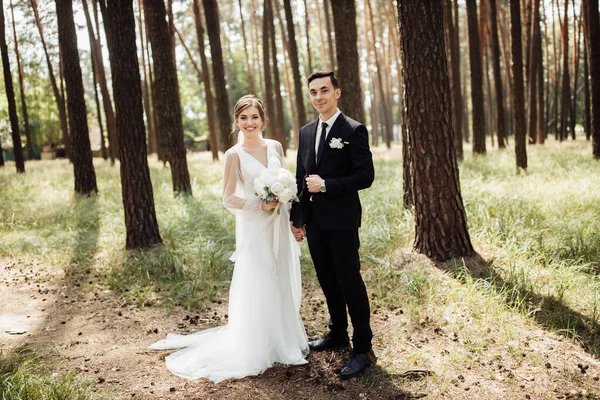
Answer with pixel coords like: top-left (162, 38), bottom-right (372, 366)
top-left (0, 0), bottom-right (23, 172)
top-left (582, 0), bottom-right (591, 141)
top-left (323, 0), bottom-right (335, 71)
top-left (262, 0), bottom-right (276, 137)
top-left (238, 0), bottom-right (255, 94)
top-left (303, 0), bottom-right (313, 73)
top-left (192, 0), bottom-right (218, 160)
top-left (269, 0), bottom-right (286, 152)
top-left (510, 0), bottom-right (527, 171)
top-left (104, 0), bottom-right (162, 249)
top-left (83, 0), bottom-right (117, 163)
top-left (559, 0), bottom-right (571, 140)
top-left (284, 0), bottom-right (308, 130)
top-left (331, 0), bottom-right (364, 122)
top-left (56, 0), bottom-right (97, 194)
top-left (527, 0), bottom-right (541, 144)
top-left (137, 0), bottom-right (157, 155)
top-left (0, 140), bottom-right (4, 166)
top-left (397, 0), bottom-right (474, 261)
top-left (30, 0), bottom-right (70, 159)
top-left (466, 0), bottom-right (486, 154)
top-left (9, 0), bottom-right (32, 160)
top-left (587, 0), bottom-right (600, 157)
top-left (202, 0), bottom-right (232, 151)
top-left (489, 0), bottom-right (507, 148)
top-left (143, 0), bottom-right (192, 195)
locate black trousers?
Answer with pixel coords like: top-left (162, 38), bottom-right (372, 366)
top-left (305, 211), bottom-right (373, 354)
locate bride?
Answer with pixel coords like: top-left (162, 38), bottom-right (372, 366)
top-left (150, 95), bottom-right (309, 383)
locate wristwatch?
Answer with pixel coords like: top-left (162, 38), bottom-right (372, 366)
top-left (319, 180), bottom-right (326, 193)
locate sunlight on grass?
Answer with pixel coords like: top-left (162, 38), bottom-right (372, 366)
top-left (1, 140), bottom-right (599, 355)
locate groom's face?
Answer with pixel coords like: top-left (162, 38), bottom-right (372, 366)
top-left (309, 77), bottom-right (341, 117)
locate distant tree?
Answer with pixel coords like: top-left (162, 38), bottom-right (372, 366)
top-left (0, 0), bottom-right (24, 173)
top-left (238, 0), bottom-right (255, 94)
top-left (398, 0), bottom-right (474, 261)
top-left (262, 0), bottom-right (276, 137)
top-left (489, 0), bottom-right (506, 148)
top-left (587, 0), bottom-right (600, 158)
top-left (55, 0), bottom-right (97, 194)
top-left (104, 0), bottom-right (162, 249)
top-left (559, 0), bottom-right (571, 141)
top-left (582, 0), bottom-right (591, 141)
top-left (284, 0), bottom-right (308, 130)
top-left (331, 0), bottom-right (364, 122)
top-left (466, 0), bottom-right (486, 154)
top-left (510, 0), bottom-right (527, 171)
top-left (0, 140), bottom-right (4, 167)
top-left (202, 0), bottom-right (232, 151)
top-left (31, 0), bottom-right (70, 159)
top-left (269, 0), bottom-right (286, 152)
top-left (9, 0), bottom-right (32, 161)
top-left (527, 0), bottom-right (541, 144)
top-left (143, 0), bottom-right (192, 195)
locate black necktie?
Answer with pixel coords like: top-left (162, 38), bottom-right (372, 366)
top-left (317, 122), bottom-right (328, 159)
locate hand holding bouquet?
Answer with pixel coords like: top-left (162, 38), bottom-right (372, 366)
top-left (254, 167), bottom-right (298, 213)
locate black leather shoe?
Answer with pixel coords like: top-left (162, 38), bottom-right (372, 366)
top-left (338, 350), bottom-right (376, 379)
top-left (308, 335), bottom-right (350, 352)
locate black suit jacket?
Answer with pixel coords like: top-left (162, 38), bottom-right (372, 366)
top-left (291, 113), bottom-right (374, 231)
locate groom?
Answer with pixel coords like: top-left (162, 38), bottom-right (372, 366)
top-left (290, 71), bottom-right (375, 379)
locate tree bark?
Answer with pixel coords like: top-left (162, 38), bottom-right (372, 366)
top-left (331, 0), bottom-right (364, 122)
top-left (587, 0), bottom-right (600, 157)
top-left (324, 0), bottom-right (336, 71)
top-left (583, 0), bottom-right (591, 140)
top-left (397, 0), bottom-right (474, 261)
top-left (137, 0), bottom-right (156, 155)
top-left (192, 0), bottom-right (218, 160)
top-left (466, 0), bottom-right (486, 154)
top-left (284, 0), bottom-right (308, 130)
top-left (269, 0), bottom-right (286, 152)
top-left (559, 0), bottom-right (571, 141)
top-left (238, 0), bottom-right (255, 94)
top-left (489, 0), bottom-right (506, 148)
top-left (202, 0), bottom-right (232, 151)
top-left (143, 0), bottom-right (192, 195)
top-left (104, 0), bottom-right (162, 249)
top-left (56, 0), bottom-right (98, 194)
top-left (262, 0), bottom-right (276, 138)
top-left (510, 0), bottom-right (527, 171)
top-left (0, 0), bottom-right (23, 172)
top-left (527, 0), bottom-right (540, 144)
top-left (303, 0), bottom-right (313, 73)
top-left (30, 0), bottom-right (70, 159)
top-left (9, 0), bottom-right (32, 161)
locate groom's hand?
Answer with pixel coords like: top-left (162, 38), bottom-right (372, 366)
top-left (306, 175), bottom-right (323, 193)
top-left (290, 222), bottom-right (305, 242)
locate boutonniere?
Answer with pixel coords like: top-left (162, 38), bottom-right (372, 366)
top-left (329, 137), bottom-right (349, 149)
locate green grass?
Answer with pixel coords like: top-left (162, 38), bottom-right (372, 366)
top-left (1, 140), bottom-right (600, 357)
top-left (0, 348), bottom-right (106, 400)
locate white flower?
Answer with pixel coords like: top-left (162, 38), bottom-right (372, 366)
top-left (329, 137), bottom-right (349, 149)
top-left (254, 167), bottom-right (299, 205)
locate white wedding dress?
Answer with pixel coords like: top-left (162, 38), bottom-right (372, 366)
top-left (150, 138), bottom-right (309, 383)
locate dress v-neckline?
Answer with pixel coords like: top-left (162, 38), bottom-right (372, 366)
top-left (240, 142), bottom-right (269, 169)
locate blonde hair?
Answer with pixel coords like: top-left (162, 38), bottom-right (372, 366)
top-left (231, 95), bottom-right (267, 135)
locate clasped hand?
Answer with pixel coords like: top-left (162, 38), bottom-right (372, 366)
top-left (290, 222), bottom-right (305, 242)
top-left (306, 174), bottom-right (323, 193)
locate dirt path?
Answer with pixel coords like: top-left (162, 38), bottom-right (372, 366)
top-left (1, 256), bottom-right (599, 399)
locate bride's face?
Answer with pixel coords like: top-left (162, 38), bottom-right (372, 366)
top-left (237, 106), bottom-right (263, 138)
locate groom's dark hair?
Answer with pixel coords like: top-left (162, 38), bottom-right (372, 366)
top-left (308, 71), bottom-right (339, 89)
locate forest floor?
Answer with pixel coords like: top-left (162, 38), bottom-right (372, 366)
top-left (2, 251), bottom-right (599, 399)
top-left (2, 141), bottom-right (600, 399)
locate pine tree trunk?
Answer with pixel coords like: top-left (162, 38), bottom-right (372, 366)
top-left (202, 0), bottom-right (232, 152)
top-left (323, 0), bottom-right (335, 71)
top-left (510, 0), bottom-right (527, 171)
top-left (31, 0), bottom-right (70, 159)
top-left (583, 0), bottom-right (591, 141)
top-left (570, 0), bottom-right (580, 140)
top-left (82, 0), bottom-right (107, 160)
top-left (238, 0), bottom-right (256, 94)
top-left (466, 0), bottom-right (486, 154)
top-left (560, 0), bottom-right (571, 141)
top-left (269, 0), bottom-right (286, 153)
top-left (527, 0), bottom-right (540, 144)
top-left (302, 0), bottom-right (313, 73)
top-left (0, 0), bottom-right (23, 172)
top-left (137, 0), bottom-right (156, 155)
top-left (284, 0), bottom-right (308, 130)
top-left (56, 0), bottom-right (98, 194)
top-left (489, 0), bottom-right (506, 148)
top-left (452, 0), bottom-right (464, 158)
top-left (587, 0), bottom-right (600, 157)
top-left (331, 0), bottom-right (364, 122)
top-left (192, 0), bottom-right (218, 160)
top-left (143, 0), bottom-right (192, 195)
top-left (9, 0), bottom-right (32, 161)
top-left (262, 0), bottom-right (276, 138)
top-left (536, 2), bottom-right (545, 145)
top-left (397, 0), bottom-right (474, 261)
top-left (366, 0), bottom-right (391, 148)
top-left (0, 140), bottom-right (4, 166)
top-left (104, 0), bottom-right (162, 249)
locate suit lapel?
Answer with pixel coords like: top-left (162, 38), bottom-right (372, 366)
top-left (316, 113), bottom-right (345, 167)
top-left (306, 120), bottom-right (319, 171)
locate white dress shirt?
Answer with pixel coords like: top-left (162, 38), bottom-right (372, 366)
top-left (315, 108), bottom-right (342, 159)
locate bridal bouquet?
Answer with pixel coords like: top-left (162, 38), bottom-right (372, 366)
top-left (254, 168), bottom-right (298, 211)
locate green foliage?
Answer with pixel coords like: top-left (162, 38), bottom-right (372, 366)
top-left (0, 348), bottom-right (106, 400)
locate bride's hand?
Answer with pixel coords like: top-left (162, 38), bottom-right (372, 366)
top-left (261, 199), bottom-right (279, 211)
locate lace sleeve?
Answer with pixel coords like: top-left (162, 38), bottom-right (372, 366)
top-left (274, 140), bottom-right (286, 168)
top-left (222, 149), bottom-right (262, 214)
